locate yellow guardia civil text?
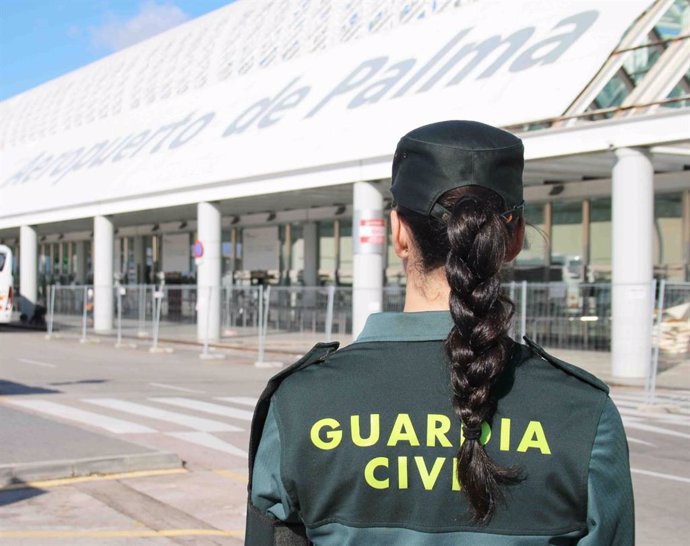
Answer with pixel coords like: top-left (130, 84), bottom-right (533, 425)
top-left (309, 413), bottom-right (551, 491)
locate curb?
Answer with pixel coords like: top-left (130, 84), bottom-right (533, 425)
top-left (0, 450), bottom-right (182, 488)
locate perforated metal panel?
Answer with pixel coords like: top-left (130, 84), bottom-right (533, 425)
top-left (0, 0), bottom-right (477, 150)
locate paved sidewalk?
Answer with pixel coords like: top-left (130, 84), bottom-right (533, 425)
top-left (95, 324), bottom-right (690, 391)
top-left (0, 405), bottom-right (181, 488)
top-left (212, 332), bottom-right (690, 392)
top-left (3, 323), bottom-right (687, 489)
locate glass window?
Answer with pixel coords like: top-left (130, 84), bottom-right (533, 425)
top-left (339, 220), bottom-right (353, 285)
top-left (319, 221), bottom-right (336, 283)
top-left (590, 198), bottom-right (612, 280)
top-left (289, 223), bottom-right (304, 284)
top-left (593, 71), bottom-right (633, 110)
top-left (518, 202), bottom-right (547, 265)
top-left (551, 201), bottom-right (583, 266)
top-left (654, 0), bottom-right (690, 40)
top-left (654, 193), bottom-right (683, 278)
top-left (221, 229), bottom-right (235, 278)
top-left (622, 45), bottom-right (663, 85)
top-left (589, 0), bottom-right (690, 116)
top-left (664, 68), bottom-right (690, 109)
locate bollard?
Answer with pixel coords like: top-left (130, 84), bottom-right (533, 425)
top-left (256, 285), bottom-right (264, 364)
top-left (137, 285), bottom-right (147, 338)
top-left (46, 285), bottom-right (56, 339)
top-left (325, 285), bottom-right (335, 341)
top-left (199, 286), bottom-right (225, 360)
top-left (202, 286), bottom-right (212, 357)
top-left (648, 279), bottom-right (665, 404)
top-left (115, 284), bottom-right (125, 347)
top-left (254, 285), bottom-right (281, 368)
top-left (80, 286), bottom-right (89, 343)
top-left (150, 285), bottom-right (164, 352)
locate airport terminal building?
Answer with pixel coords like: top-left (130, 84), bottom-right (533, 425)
top-left (1, 0), bottom-right (689, 378)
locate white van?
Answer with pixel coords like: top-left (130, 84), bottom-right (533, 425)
top-left (0, 245), bottom-right (14, 323)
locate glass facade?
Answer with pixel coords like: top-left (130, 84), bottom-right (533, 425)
top-left (551, 201), bottom-right (583, 266)
top-left (655, 192), bottom-right (684, 279)
top-left (590, 198), bottom-right (612, 279)
top-left (20, 191), bottom-right (688, 291)
top-left (587, 0), bottom-right (690, 116)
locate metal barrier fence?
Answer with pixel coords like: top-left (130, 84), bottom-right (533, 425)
top-left (45, 281), bottom-right (689, 383)
top-left (508, 282), bottom-right (613, 351)
top-left (46, 285), bottom-right (92, 342)
top-left (653, 281), bottom-right (690, 375)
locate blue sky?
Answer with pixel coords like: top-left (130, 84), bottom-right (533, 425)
top-left (0, 0), bottom-right (233, 101)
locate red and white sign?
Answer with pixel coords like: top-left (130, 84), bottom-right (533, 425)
top-left (359, 218), bottom-right (385, 246)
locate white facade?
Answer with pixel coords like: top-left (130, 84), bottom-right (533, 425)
top-left (1, 0), bottom-right (689, 378)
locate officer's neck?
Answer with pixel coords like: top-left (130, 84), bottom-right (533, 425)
top-left (403, 266), bottom-right (450, 312)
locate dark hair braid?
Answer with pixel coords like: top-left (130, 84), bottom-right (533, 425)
top-left (443, 191), bottom-right (519, 522)
top-left (396, 186), bottom-right (520, 523)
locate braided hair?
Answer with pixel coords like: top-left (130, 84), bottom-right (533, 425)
top-left (396, 185), bottom-right (521, 523)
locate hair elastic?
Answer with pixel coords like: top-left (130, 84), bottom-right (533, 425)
top-left (463, 424), bottom-right (483, 441)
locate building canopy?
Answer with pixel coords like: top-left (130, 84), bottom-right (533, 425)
top-left (0, 0), bottom-right (664, 228)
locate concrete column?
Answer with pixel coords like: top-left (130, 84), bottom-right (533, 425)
top-left (197, 202), bottom-right (221, 342)
top-left (113, 238), bottom-right (122, 279)
top-left (94, 215), bottom-right (114, 332)
top-left (543, 202), bottom-right (553, 281)
top-left (19, 225), bottom-right (37, 317)
top-left (74, 241), bottom-right (87, 284)
top-left (352, 182), bottom-right (384, 338)
top-left (582, 199), bottom-right (591, 281)
top-left (303, 223), bottom-right (319, 286)
top-left (611, 148), bottom-right (654, 379)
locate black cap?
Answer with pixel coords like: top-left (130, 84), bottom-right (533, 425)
top-left (391, 120), bottom-right (524, 221)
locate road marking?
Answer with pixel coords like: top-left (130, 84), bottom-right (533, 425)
top-left (214, 469), bottom-right (248, 483)
top-left (626, 436), bottom-right (655, 447)
top-left (17, 358), bottom-right (56, 368)
top-left (7, 400), bottom-right (156, 434)
top-left (631, 468), bottom-right (690, 484)
top-left (217, 396), bottom-right (258, 407)
top-left (611, 400), bottom-right (642, 409)
top-left (622, 419), bottom-right (690, 440)
top-left (0, 468), bottom-right (187, 491)
top-left (84, 399), bottom-right (242, 432)
top-left (153, 397), bottom-right (254, 420)
top-left (0, 529), bottom-right (243, 539)
top-left (150, 382), bottom-right (205, 394)
top-left (618, 407), bottom-right (690, 427)
top-left (168, 431), bottom-right (248, 457)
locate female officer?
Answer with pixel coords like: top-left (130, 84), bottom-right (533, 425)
top-left (245, 121), bottom-right (633, 545)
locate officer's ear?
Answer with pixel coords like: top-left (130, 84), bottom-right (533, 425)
top-left (390, 210), bottom-right (411, 260)
top-left (505, 216), bottom-right (525, 263)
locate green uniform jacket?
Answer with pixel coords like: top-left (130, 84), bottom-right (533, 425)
top-left (247, 312), bottom-right (634, 545)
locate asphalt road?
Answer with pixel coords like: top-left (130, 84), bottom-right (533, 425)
top-left (1, 328), bottom-right (689, 545)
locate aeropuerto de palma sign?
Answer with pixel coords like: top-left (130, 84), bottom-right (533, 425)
top-left (0, 0), bottom-right (653, 225)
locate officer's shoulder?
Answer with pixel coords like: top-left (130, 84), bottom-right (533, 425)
top-left (271, 341), bottom-right (340, 391)
top-left (521, 336), bottom-right (609, 394)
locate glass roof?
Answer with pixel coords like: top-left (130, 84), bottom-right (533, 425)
top-left (509, 0), bottom-right (690, 129)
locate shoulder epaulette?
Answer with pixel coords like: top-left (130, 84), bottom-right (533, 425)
top-left (522, 336), bottom-right (609, 394)
top-left (270, 341), bottom-right (340, 383)
top-left (247, 341), bottom-right (339, 489)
